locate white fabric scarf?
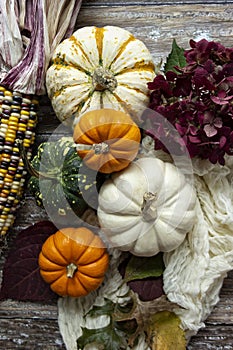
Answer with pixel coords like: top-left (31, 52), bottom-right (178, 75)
top-left (164, 152), bottom-right (233, 338)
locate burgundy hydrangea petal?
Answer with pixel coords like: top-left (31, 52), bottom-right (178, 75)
top-left (189, 125), bottom-right (199, 135)
top-left (175, 123), bottom-right (187, 136)
top-left (173, 75), bottom-right (192, 97)
top-left (213, 117), bottom-right (223, 128)
top-left (209, 149), bottom-right (225, 166)
top-left (188, 135), bottom-right (202, 143)
top-left (193, 67), bottom-right (215, 91)
top-left (187, 143), bottom-right (200, 157)
top-left (166, 70), bottom-right (178, 81)
top-left (203, 59), bottom-right (215, 73)
top-left (203, 111), bottom-right (214, 124)
top-left (148, 74), bottom-right (173, 97)
top-left (211, 94), bottom-right (233, 105)
top-left (204, 124), bottom-right (218, 137)
top-left (223, 62), bottom-right (233, 76)
top-left (146, 38), bottom-right (233, 165)
top-left (219, 136), bottom-right (227, 148)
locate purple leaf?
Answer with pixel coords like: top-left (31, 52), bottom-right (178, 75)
top-left (127, 277), bottom-right (164, 301)
top-left (0, 221), bottom-right (58, 302)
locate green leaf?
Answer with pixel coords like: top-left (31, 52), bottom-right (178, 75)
top-left (87, 299), bottom-right (115, 317)
top-left (77, 322), bottom-right (128, 350)
top-left (124, 253), bottom-right (165, 282)
top-left (147, 311), bottom-right (187, 350)
top-left (87, 298), bottom-right (134, 319)
top-left (164, 39), bottom-right (186, 73)
top-left (78, 299), bottom-right (136, 349)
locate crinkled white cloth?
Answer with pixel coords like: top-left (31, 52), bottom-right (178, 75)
top-left (58, 136), bottom-right (233, 348)
top-left (142, 136), bottom-right (233, 338)
top-left (164, 156), bottom-right (233, 337)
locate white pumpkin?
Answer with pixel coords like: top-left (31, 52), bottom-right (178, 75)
top-left (97, 157), bottom-right (197, 256)
top-left (46, 26), bottom-right (155, 126)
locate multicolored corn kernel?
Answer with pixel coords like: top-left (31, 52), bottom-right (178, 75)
top-left (0, 86), bottom-right (38, 235)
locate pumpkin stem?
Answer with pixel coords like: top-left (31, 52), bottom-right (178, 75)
top-left (66, 262), bottom-right (78, 278)
top-left (92, 67), bottom-right (117, 92)
top-left (76, 142), bottom-right (110, 154)
top-left (93, 142), bottom-right (109, 154)
top-left (141, 192), bottom-right (157, 221)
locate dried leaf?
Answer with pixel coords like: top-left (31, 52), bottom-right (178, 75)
top-left (147, 311), bottom-right (186, 350)
top-left (0, 221), bottom-right (58, 302)
top-left (114, 292), bottom-right (179, 346)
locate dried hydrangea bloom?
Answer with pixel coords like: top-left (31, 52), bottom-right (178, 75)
top-left (145, 39), bottom-right (233, 165)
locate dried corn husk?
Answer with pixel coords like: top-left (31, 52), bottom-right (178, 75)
top-left (0, 0), bottom-right (82, 95)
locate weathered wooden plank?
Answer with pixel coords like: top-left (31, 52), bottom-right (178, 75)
top-left (0, 318), bottom-right (65, 350)
top-left (75, 4), bottom-right (233, 68)
top-left (82, 0), bottom-right (233, 5)
top-left (0, 300), bottom-right (58, 319)
top-left (1, 2), bottom-right (233, 350)
top-left (188, 326), bottom-right (233, 349)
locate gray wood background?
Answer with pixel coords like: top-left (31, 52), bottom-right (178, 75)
top-left (1, 0), bottom-right (233, 349)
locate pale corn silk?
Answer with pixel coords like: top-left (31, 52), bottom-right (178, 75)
top-left (58, 136), bottom-right (233, 349)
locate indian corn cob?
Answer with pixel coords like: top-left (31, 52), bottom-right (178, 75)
top-left (0, 0), bottom-right (82, 236)
top-left (0, 87), bottom-right (38, 234)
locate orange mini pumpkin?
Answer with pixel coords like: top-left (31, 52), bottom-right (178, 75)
top-left (38, 227), bottom-right (109, 297)
top-left (73, 109), bottom-right (141, 173)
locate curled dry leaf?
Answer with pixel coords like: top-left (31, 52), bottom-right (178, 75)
top-left (114, 291), bottom-right (180, 347)
top-left (147, 311), bottom-right (187, 350)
